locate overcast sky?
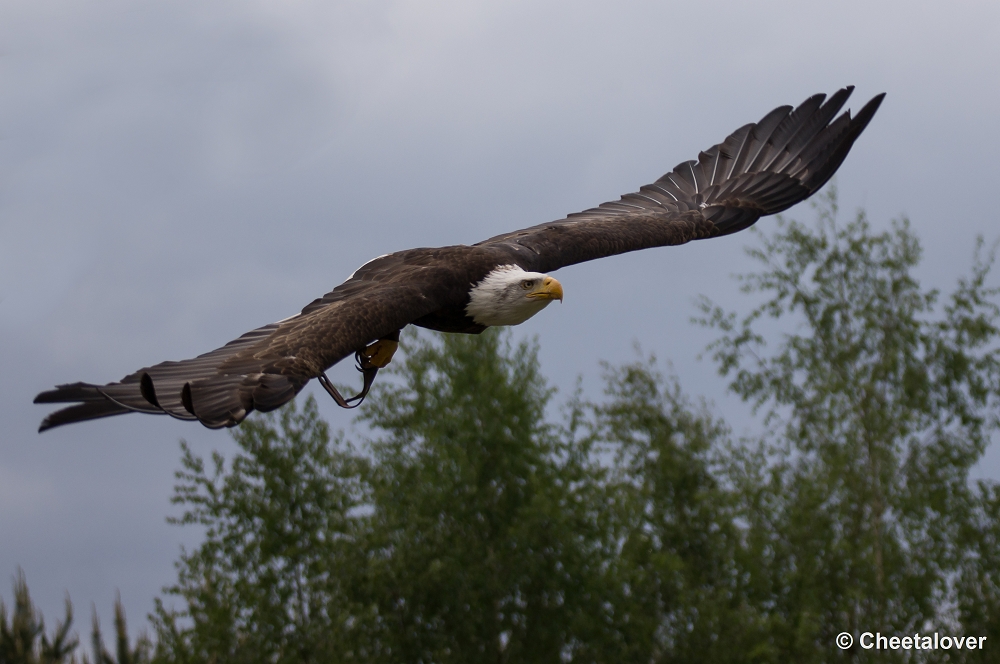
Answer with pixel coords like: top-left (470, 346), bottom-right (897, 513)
top-left (3, 0), bottom-right (999, 640)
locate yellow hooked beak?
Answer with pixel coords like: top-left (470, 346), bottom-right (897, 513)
top-left (528, 276), bottom-right (563, 302)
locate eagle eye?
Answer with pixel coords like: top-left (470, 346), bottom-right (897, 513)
top-left (520, 279), bottom-right (535, 290)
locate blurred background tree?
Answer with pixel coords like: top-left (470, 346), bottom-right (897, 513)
top-left (14, 191), bottom-right (1000, 662)
top-left (697, 188), bottom-right (1000, 662)
top-left (0, 571), bottom-right (148, 664)
top-left (0, 570), bottom-right (76, 664)
top-left (151, 397), bottom-right (369, 663)
top-left (87, 597), bottom-right (150, 664)
top-left (149, 327), bottom-right (745, 662)
top-left (151, 192), bottom-right (1000, 662)
top-left (354, 328), bottom-right (602, 661)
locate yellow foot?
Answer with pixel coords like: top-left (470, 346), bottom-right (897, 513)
top-left (361, 338), bottom-right (398, 369)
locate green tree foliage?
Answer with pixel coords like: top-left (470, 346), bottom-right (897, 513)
top-left (698, 188), bottom-right (1000, 661)
top-left (152, 397), bottom-right (369, 663)
top-left (0, 570), bottom-right (76, 664)
top-left (88, 595), bottom-right (151, 664)
top-left (584, 360), bottom-right (769, 662)
top-left (153, 331), bottom-right (738, 662)
top-left (0, 571), bottom-right (148, 664)
top-left (151, 190), bottom-right (1000, 662)
top-left (958, 482), bottom-right (1000, 653)
top-left (356, 329), bottom-right (601, 661)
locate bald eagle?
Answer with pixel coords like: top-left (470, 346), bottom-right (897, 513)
top-left (35, 87), bottom-right (884, 432)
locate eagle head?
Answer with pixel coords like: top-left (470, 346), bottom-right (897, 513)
top-left (466, 265), bottom-right (563, 327)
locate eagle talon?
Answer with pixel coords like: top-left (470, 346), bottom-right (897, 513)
top-left (359, 337), bottom-right (399, 370)
top-left (320, 332), bottom-right (401, 409)
top-left (318, 368), bottom-right (379, 409)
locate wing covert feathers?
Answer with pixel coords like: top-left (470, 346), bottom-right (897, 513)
top-left (478, 87), bottom-right (884, 272)
top-left (37, 88), bottom-right (883, 432)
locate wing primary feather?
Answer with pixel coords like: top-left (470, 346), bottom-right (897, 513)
top-left (753, 93), bottom-right (827, 173)
top-left (644, 183), bottom-right (679, 202)
top-left (38, 401), bottom-right (136, 433)
top-left (139, 373), bottom-right (159, 408)
top-left (738, 105), bottom-right (792, 176)
top-left (35, 383), bottom-right (106, 403)
top-left (707, 148), bottom-right (721, 186)
top-left (655, 176), bottom-right (686, 201)
top-left (181, 383), bottom-right (195, 416)
top-left (722, 124), bottom-right (753, 181)
top-left (802, 92), bottom-right (885, 192)
top-left (96, 386), bottom-right (162, 414)
top-left (775, 87), bottom-right (853, 173)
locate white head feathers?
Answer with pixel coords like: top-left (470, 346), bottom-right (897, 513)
top-left (466, 265), bottom-right (563, 327)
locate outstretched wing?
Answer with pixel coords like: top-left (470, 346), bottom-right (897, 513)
top-left (478, 87), bottom-right (884, 273)
top-left (37, 88), bottom-right (883, 432)
top-left (35, 251), bottom-right (455, 431)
